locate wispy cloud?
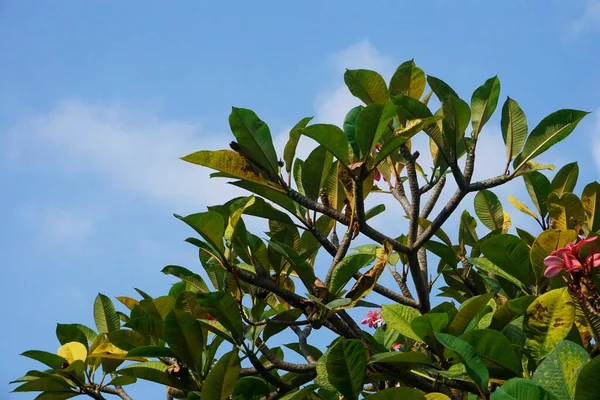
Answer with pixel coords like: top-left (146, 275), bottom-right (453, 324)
top-left (571, 0), bottom-right (600, 35)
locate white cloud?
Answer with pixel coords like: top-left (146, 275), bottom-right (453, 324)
top-left (571, 0), bottom-right (600, 35)
top-left (3, 101), bottom-right (244, 213)
top-left (18, 203), bottom-right (100, 247)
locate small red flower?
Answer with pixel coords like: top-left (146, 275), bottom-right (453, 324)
top-left (206, 313), bottom-right (216, 321)
top-left (361, 309), bottom-right (383, 328)
top-left (544, 236), bottom-right (600, 278)
top-left (392, 343), bottom-right (403, 351)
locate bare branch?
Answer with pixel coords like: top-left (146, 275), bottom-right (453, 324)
top-left (99, 386), bottom-right (132, 400)
top-left (255, 337), bottom-right (316, 373)
top-left (325, 226), bottom-right (353, 286)
top-left (399, 146), bottom-right (420, 246)
top-left (420, 175), bottom-right (446, 219)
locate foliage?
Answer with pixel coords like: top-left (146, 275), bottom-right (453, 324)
top-left (13, 59), bottom-right (600, 400)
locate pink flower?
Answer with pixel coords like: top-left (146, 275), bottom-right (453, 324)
top-left (392, 343), bottom-right (403, 351)
top-left (544, 236), bottom-right (600, 278)
top-left (374, 169), bottom-right (382, 182)
top-left (361, 309), bottom-right (383, 328)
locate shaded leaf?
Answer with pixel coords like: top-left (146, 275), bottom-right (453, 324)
top-left (501, 97), bottom-right (528, 162)
top-left (326, 339), bottom-right (367, 400)
top-left (302, 124), bottom-right (350, 166)
top-left (474, 190), bottom-right (504, 231)
top-left (435, 332), bottom-right (489, 391)
top-left (344, 69), bottom-right (388, 105)
top-left (389, 60), bottom-right (426, 99)
top-left (551, 162), bottom-right (579, 196)
top-left (284, 117), bottom-right (313, 174)
top-left (201, 350), bottom-right (241, 400)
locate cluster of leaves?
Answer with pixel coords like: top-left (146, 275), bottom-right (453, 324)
top-left (12, 59), bottom-right (599, 400)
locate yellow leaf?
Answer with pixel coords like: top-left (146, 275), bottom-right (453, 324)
top-left (58, 342), bottom-right (87, 364)
top-left (344, 240), bottom-right (393, 306)
top-left (90, 341), bottom-right (146, 361)
top-left (181, 150), bottom-right (269, 186)
top-left (508, 195), bottom-right (538, 220)
top-left (425, 394), bottom-right (451, 400)
top-left (502, 211), bottom-right (512, 233)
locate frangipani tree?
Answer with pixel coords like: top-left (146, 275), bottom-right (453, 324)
top-left (12, 59), bottom-right (600, 400)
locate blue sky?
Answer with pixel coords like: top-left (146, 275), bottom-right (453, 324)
top-left (2, 0), bottom-right (600, 397)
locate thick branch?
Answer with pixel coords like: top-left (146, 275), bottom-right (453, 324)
top-left (391, 185), bottom-right (411, 215)
top-left (293, 326), bottom-right (316, 364)
top-left (325, 227), bottom-right (353, 286)
top-left (266, 371), bottom-right (317, 400)
top-left (420, 175), bottom-right (446, 219)
top-left (99, 387), bottom-right (132, 400)
top-left (400, 146), bottom-right (420, 246)
top-left (355, 271), bottom-right (419, 308)
top-left (255, 338), bottom-right (316, 373)
top-left (235, 267), bottom-right (307, 309)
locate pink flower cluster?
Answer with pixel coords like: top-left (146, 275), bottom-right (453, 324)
top-left (361, 309), bottom-right (383, 328)
top-left (544, 236), bottom-right (600, 278)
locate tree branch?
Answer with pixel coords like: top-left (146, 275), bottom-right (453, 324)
top-left (99, 386), bottom-right (132, 400)
top-left (420, 175), bottom-right (446, 219)
top-left (255, 337), bottom-right (316, 373)
top-left (325, 226), bottom-right (353, 286)
top-left (400, 146), bottom-right (420, 246)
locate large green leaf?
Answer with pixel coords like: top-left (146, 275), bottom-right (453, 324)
top-left (232, 376), bottom-right (270, 399)
top-left (582, 181), bottom-right (600, 232)
top-left (474, 190), bottom-right (504, 231)
top-left (117, 361), bottom-right (187, 389)
top-left (532, 340), bottom-right (589, 400)
top-left (181, 150), bottom-right (269, 186)
top-left (197, 292), bottom-right (243, 341)
top-left (427, 76), bottom-right (459, 101)
top-left (21, 351), bottom-right (67, 370)
top-left (441, 95), bottom-right (471, 160)
top-left (355, 101), bottom-right (396, 159)
top-left (343, 105), bottom-right (364, 159)
top-left (468, 257), bottom-right (527, 292)
top-left (94, 294), bottom-right (120, 334)
top-left (164, 310), bottom-right (203, 369)
top-left (513, 109), bottom-right (589, 172)
top-left (365, 387), bottom-right (427, 399)
top-left (501, 97), bottom-right (528, 163)
top-left (344, 69), bottom-right (389, 105)
top-left (229, 107), bottom-right (279, 177)
top-left (459, 329), bottom-right (522, 376)
top-left (471, 76), bottom-right (500, 136)
top-left (411, 313), bottom-right (449, 354)
top-left (328, 253), bottom-right (375, 296)
top-left (283, 117), bottom-right (313, 174)
top-left (574, 354), bottom-right (600, 400)
top-left (12, 377), bottom-right (74, 393)
top-left (524, 288), bottom-right (575, 362)
top-left (551, 162), bottom-right (579, 196)
top-left (161, 265), bottom-right (210, 293)
top-left (325, 338), bottom-right (367, 400)
top-left (200, 350), bottom-right (241, 400)
top-left (480, 234), bottom-right (534, 288)
top-left (435, 332), bottom-right (489, 391)
top-left (229, 179), bottom-right (299, 216)
top-left (389, 60), bottom-right (426, 100)
top-left (302, 124), bottom-right (350, 166)
top-left (302, 145), bottom-right (333, 200)
top-left (177, 211), bottom-right (225, 254)
top-left (263, 309), bottom-right (303, 341)
top-left (369, 351), bottom-right (434, 366)
top-left (548, 192), bottom-right (586, 230)
top-left (124, 317), bottom-right (164, 340)
top-left (458, 210), bottom-right (479, 247)
top-left (56, 324), bottom-right (88, 350)
top-left (491, 378), bottom-right (555, 400)
top-left (125, 345), bottom-right (175, 358)
top-left (523, 171), bottom-right (552, 218)
top-left (447, 293), bottom-right (494, 336)
top-left (381, 304), bottom-right (422, 342)
top-left (530, 229), bottom-right (578, 282)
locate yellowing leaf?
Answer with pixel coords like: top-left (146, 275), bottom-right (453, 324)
top-left (524, 288), bottom-right (575, 362)
top-left (181, 150), bottom-right (269, 186)
top-left (502, 211), bottom-right (512, 234)
top-left (344, 240), bottom-right (392, 306)
top-left (508, 195), bottom-right (539, 221)
top-left (58, 342), bottom-right (87, 364)
top-left (90, 341), bottom-right (147, 362)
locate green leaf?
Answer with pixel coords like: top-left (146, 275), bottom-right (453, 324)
top-left (468, 257), bottom-right (527, 292)
top-left (369, 351), bottom-right (433, 366)
top-left (325, 338), bottom-right (367, 400)
top-left (530, 229), bottom-right (578, 282)
top-left (161, 265), bottom-right (210, 293)
top-left (524, 288), bottom-right (575, 362)
top-left (513, 109), bottom-right (589, 172)
top-left (480, 234), bottom-right (534, 288)
top-left (501, 97), bottom-right (528, 162)
top-left (177, 211), bottom-right (225, 254)
top-left (301, 124), bottom-right (350, 166)
top-left (200, 350), bottom-right (241, 400)
top-left (491, 378), bottom-right (555, 400)
top-left (434, 332), bottom-right (489, 391)
top-left (284, 116), bottom-right (313, 174)
top-left (56, 324), bottom-right (88, 350)
top-left (582, 182), bottom-right (600, 232)
top-left (263, 309), bottom-right (303, 341)
top-left (284, 342), bottom-right (323, 361)
top-left (164, 310), bottom-right (204, 369)
top-left (427, 76), bottom-right (459, 101)
top-left (459, 210), bottom-right (479, 248)
top-left (94, 294), bottom-right (120, 334)
top-left (474, 190), bottom-right (504, 231)
top-left (21, 351), bottom-right (67, 369)
top-left (181, 150), bottom-right (269, 186)
top-left (365, 204), bottom-right (386, 220)
top-left (389, 60), bottom-right (426, 99)
top-left (411, 313), bottom-right (449, 353)
top-left (574, 353), bottom-right (600, 400)
top-left (107, 329), bottom-right (148, 351)
top-left (302, 145), bottom-right (333, 200)
top-left (548, 192), bottom-right (586, 230)
top-left (197, 292), bottom-right (243, 341)
top-left (344, 69), bottom-right (389, 104)
top-left (328, 253), bottom-right (376, 296)
top-left (124, 317), bottom-right (164, 339)
top-left (356, 101), bottom-right (396, 159)
top-left (343, 105), bottom-right (364, 158)
top-left (12, 377), bottom-right (74, 393)
top-left (524, 171), bottom-right (552, 218)
top-left (125, 345), bottom-right (175, 358)
top-left (459, 329), bottom-right (522, 376)
top-left (364, 387), bottom-right (427, 399)
top-left (532, 340), bottom-right (589, 400)
top-left (232, 376), bottom-right (270, 399)
top-left (381, 304), bottom-right (422, 342)
top-left (551, 162), bottom-right (579, 196)
top-left (118, 361), bottom-right (187, 389)
top-left (229, 179), bottom-right (299, 216)
top-left (471, 76), bottom-right (500, 136)
top-left (442, 95), bottom-right (471, 160)
top-left (229, 107), bottom-right (279, 177)
top-left (447, 293), bottom-right (495, 336)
